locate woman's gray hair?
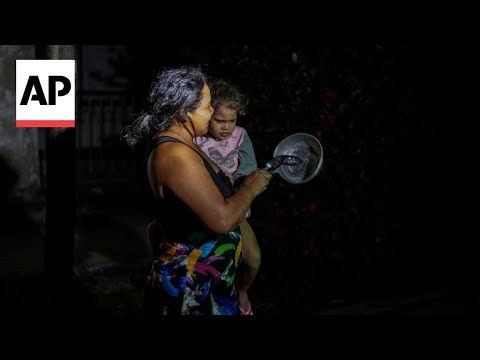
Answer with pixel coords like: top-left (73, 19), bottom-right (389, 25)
top-left (121, 66), bottom-right (207, 147)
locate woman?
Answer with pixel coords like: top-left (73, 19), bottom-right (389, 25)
top-left (122, 66), bottom-right (272, 315)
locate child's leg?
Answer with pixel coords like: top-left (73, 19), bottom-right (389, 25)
top-left (237, 219), bottom-right (261, 314)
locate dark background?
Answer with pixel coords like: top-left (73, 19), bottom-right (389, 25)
top-left (1, 44), bottom-right (477, 316)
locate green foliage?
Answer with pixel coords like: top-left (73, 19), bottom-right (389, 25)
top-left (175, 44), bottom-right (408, 303)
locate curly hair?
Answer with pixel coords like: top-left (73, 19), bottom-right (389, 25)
top-left (209, 79), bottom-right (248, 116)
top-left (121, 66), bottom-right (207, 147)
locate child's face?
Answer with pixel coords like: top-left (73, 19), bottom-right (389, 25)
top-left (208, 105), bottom-right (237, 141)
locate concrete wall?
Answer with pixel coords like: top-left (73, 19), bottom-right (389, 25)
top-left (0, 45), bottom-right (40, 200)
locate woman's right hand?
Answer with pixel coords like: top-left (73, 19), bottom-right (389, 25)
top-left (242, 169), bottom-right (272, 197)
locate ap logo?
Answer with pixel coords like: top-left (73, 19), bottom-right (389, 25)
top-left (16, 60), bottom-right (75, 128)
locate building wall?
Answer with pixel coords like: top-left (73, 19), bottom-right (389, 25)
top-left (0, 45), bottom-right (40, 200)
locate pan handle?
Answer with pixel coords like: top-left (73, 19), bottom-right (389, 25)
top-left (263, 155), bottom-right (301, 173)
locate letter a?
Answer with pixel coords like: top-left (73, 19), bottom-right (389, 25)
top-left (20, 76), bottom-right (47, 105)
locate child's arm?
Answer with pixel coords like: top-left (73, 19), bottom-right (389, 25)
top-left (234, 129), bottom-right (258, 180)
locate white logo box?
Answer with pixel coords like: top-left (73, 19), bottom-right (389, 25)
top-left (16, 59), bottom-right (75, 128)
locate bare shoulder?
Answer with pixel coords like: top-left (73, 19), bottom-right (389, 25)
top-left (153, 141), bottom-right (199, 162)
top-left (151, 142), bottom-right (204, 177)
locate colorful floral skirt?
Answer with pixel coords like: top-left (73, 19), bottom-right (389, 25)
top-left (144, 230), bottom-right (243, 315)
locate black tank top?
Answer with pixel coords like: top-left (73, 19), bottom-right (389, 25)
top-left (147, 136), bottom-right (234, 241)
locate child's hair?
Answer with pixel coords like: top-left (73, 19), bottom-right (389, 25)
top-left (209, 79), bottom-right (248, 116)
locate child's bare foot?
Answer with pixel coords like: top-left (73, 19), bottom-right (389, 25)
top-left (238, 290), bottom-right (253, 315)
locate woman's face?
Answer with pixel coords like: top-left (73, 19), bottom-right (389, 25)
top-left (208, 105), bottom-right (237, 141)
top-left (189, 84), bottom-right (214, 136)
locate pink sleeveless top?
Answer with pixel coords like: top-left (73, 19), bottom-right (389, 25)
top-left (195, 127), bottom-right (246, 175)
